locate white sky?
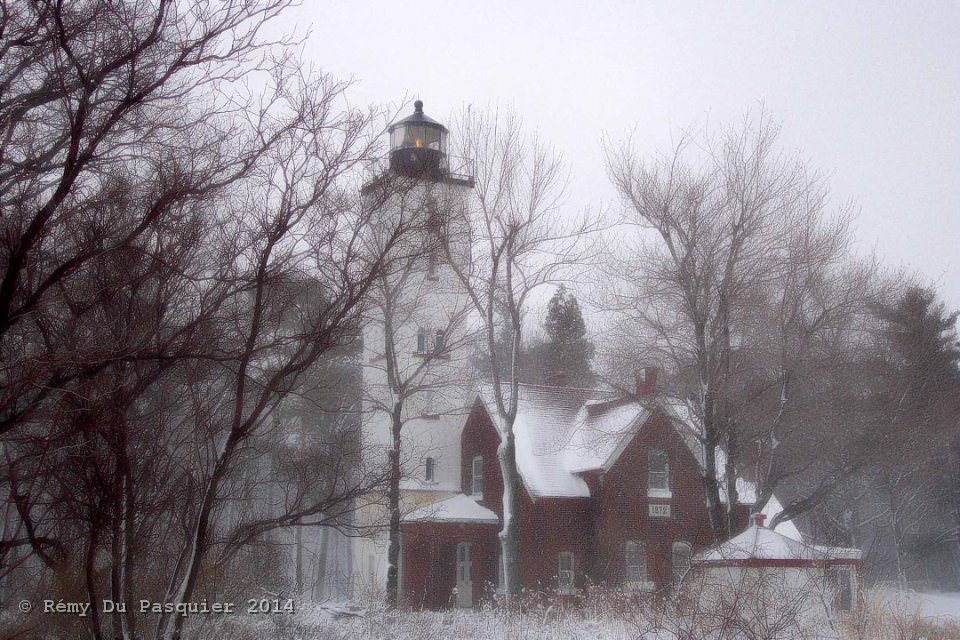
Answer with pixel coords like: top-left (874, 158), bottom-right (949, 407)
top-left (286, 1), bottom-right (959, 309)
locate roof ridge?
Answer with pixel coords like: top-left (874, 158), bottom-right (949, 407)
top-left (515, 381), bottom-right (614, 394)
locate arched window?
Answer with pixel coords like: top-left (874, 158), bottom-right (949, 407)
top-left (672, 541), bottom-right (692, 584)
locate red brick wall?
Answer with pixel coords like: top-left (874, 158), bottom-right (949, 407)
top-left (461, 400), bottom-right (503, 513)
top-left (592, 411), bottom-right (716, 590)
top-left (401, 521), bottom-right (499, 609)
top-left (519, 492), bottom-right (593, 593)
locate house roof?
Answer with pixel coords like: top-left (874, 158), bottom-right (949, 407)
top-left (472, 383), bottom-right (803, 540)
top-left (402, 494), bottom-right (499, 525)
top-left (477, 384), bottom-right (624, 498)
top-left (693, 523), bottom-right (861, 564)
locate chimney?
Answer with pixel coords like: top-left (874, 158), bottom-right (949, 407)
top-left (753, 513), bottom-right (767, 528)
top-left (635, 367), bottom-right (658, 396)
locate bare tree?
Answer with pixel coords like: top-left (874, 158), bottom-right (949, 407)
top-left (0, 3), bottom-right (418, 638)
top-left (442, 107), bottom-right (593, 602)
top-left (602, 109), bottom-right (870, 537)
top-left (0, 0), bottom-right (303, 439)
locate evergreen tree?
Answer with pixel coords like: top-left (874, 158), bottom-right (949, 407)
top-left (876, 286), bottom-right (960, 414)
top-left (870, 286), bottom-right (960, 587)
top-left (526, 286), bottom-right (595, 387)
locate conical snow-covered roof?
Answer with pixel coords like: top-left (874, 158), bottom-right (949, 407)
top-left (694, 523), bottom-right (861, 565)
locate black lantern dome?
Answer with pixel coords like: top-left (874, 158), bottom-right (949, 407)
top-left (388, 100), bottom-right (448, 178)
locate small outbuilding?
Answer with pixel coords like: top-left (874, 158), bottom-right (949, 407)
top-left (692, 514), bottom-right (863, 621)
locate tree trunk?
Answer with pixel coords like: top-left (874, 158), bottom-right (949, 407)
top-left (702, 386), bottom-right (725, 538)
top-left (84, 524), bottom-right (105, 640)
top-left (385, 402), bottom-right (403, 608)
top-left (725, 430), bottom-right (740, 535)
top-left (499, 426), bottom-right (523, 604)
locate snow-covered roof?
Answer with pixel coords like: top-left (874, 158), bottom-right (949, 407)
top-left (470, 384), bottom-right (803, 541)
top-left (694, 524), bottom-right (861, 564)
top-left (400, 478), bottom-right (461, 493)
top-left (563, 400), bottom-right (650, 473)
top-left (402, 494), bottom-right (499, 524)
top-left (477, 384), bottom-right (626, 498)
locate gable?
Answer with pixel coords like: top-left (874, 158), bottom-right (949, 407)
top-left (604, 409), bottom-right (704, 487)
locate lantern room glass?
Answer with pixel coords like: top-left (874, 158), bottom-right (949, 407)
top-left (390, 124), bottom-right (445, 153)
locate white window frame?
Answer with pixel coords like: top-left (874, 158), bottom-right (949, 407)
top-left (557, 551), bottom-right (575, 594)
top-left (672, 541), bottom-right (692, 585)
top-left (472, 456), bottom-right (483, 497)
top-left (648, 449), bottom-right (671, 498)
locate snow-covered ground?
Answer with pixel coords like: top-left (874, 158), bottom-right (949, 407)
top-left (166, 588), bottom-right (960, 640)
top-left (878, 588), bottom-right (960, 622)
top-left (918, 591), bottom-right (960, 620)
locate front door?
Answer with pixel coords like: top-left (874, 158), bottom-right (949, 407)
top-left (456, 542), bottom-right (473, 608)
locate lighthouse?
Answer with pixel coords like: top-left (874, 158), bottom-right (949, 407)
top-left (353, 100), bottom-right (476, 596)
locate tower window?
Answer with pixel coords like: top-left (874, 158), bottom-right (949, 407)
top-left (472, 456), bottom-right (483, 496)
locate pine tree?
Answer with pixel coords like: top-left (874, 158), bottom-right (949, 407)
top-left (527, 286), bottom-right (595, 387)
top-left (871, 286), bottom-right (960, 587)
top-left (877, 286), bottom-right (960, 414)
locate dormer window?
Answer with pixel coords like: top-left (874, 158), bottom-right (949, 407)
top-left (425, 457), bottom-right (435, 483)
top-left (472, 456), bottom-right (483, 497)
top-left (648, 450), bottom-right (671, 498)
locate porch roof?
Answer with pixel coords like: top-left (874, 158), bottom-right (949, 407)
top-left (402, 493), bottom-right (499, 525)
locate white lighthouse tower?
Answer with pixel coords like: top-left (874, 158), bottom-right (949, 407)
top-left (353, 100), bottom-right (476, 592)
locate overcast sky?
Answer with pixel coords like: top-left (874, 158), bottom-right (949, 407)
top-left (286, 1), bottom-right (959, 309)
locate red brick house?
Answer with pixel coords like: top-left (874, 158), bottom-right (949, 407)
top-left (399, 378), bottom-right (802, 609)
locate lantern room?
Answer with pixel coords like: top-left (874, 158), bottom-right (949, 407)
top-left (388, 100), bottom-right (448, 178)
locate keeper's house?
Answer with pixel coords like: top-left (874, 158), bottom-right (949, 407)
top-left (398, 370), bottom-right (856, 610)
